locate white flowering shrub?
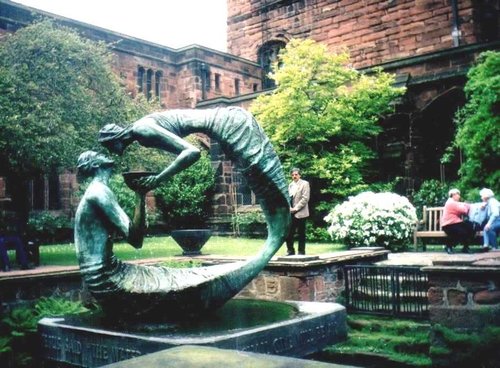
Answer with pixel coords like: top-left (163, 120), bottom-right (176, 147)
top-left (324, 192), bottom-right (417, 251)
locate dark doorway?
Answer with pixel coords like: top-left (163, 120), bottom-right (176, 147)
top-left (412, 87), bottom-right (466, 182)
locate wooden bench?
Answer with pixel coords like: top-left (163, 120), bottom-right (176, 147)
top-left (413, 206), bottom-right (483, 251)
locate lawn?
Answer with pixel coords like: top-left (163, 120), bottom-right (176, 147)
top-left (11, 235), bottom-right (483, 268)
top-left (37, 236), bottom-right (347, 266)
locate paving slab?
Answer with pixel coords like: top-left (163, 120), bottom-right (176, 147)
top-left (102, 345), bottom-right (357, 368)
top-left (377, 249), bottom-right (500, 267)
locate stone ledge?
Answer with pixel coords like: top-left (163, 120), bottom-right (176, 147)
top-left (422, 266), bottom-right (500, 274)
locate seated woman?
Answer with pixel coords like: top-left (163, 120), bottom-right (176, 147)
top-left (441, 188), bottom-right (474, 254)
top-left (480, 188), bottom-right (500, 251)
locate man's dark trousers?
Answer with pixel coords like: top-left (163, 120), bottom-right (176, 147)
top-left (286, 216), bottom-right (306, 255)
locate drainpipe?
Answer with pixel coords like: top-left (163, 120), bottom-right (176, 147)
top-left (450, 0), bottom-right (461, 46)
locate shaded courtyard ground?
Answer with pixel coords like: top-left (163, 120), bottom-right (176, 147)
top-left (2, 242), bottom-right (500, 367)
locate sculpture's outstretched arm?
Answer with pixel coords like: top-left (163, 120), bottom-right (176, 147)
top-left (93, 183), bottom-right (146, 249)
top-left (127, 193), bottom-right (147, 249)
top-left (133, 119), bottom-right (201, 191)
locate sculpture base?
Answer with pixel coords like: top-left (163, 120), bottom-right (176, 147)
top-left (39, 300), bottom-right (347, 368)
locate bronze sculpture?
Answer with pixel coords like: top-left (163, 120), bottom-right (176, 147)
top-left (74, 107), bottom-right (290, 318)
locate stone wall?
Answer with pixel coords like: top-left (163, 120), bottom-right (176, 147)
top-left (0, 0), bottom-right (263, 110)
top-left (227, 0), bottom-right (493, 69)
top-left (423, 265), bottom-right (500, 331)
top-left (0, 269), bottom-right (88, 314)
top-left (237, 264), bottom-right (345, 303)
top-left (237, 250), bottom-right (389, 303)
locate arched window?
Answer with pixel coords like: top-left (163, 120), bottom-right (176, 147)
top-left (258, 41), bottom-right (286, 89)
top-left (137, 66), bottom-right (145, 93)
top-left (155, 71), bottom-right (163, 100)
top-left (146, 69), bottom-right (153, 100)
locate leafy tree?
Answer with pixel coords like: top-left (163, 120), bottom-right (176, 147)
top-left (452, 51), bottom-right (500, 194)
top-left (250, 39), bottom-right (405, 221)
top-left (0, 20), bottom-right (158, 216)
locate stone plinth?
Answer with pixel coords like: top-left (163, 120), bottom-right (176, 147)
top-left (39, 301), bottom-right (347, 368)
top-left (422, 251), bottom-right (500, 331)
top-left (238, 248), bottom-right (389, 303)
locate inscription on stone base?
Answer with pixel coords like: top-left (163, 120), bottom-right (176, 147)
top-left (39, 301), bottom-right (347, 368)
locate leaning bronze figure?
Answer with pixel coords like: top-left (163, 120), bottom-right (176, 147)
top-left (74, 107), bottom-right (290, 318)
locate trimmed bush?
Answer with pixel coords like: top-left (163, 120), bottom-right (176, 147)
top-left (154, 151), bottom-right (215, 230)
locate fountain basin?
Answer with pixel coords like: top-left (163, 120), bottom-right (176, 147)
top-left (39, 299), bottom-right (347, 367)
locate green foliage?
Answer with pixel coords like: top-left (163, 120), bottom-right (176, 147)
top-left (154, 151), bottom-right (215, 230)
top-left (412, 180), bottom-right (449, 217)
top-left (306, 223), bottom-right (331, 242)
top-left (2, 308), bottom-right (38, 337)
top-left (0, 20), bottom-right (156, 178)
top-left (232, 210), bottom-right (266, 237)
top-left (0, 336), bottom-right (12, 354)
top-left (251, 39), bottom-right (405, 220)
top-left (34, 297), bottom-right (88, 318)
top-left (430, 324), bottom-right (500, 367)
top-left (0, 298), bottom-right (88, 367)
top-left (26, 211), bottom-right (72, 243)
top-left (108, 174), bottom-right (137, 219)
top-left (453, 51), bottom-right (500, 194)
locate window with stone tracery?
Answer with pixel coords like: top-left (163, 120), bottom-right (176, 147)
top-left (137, 66), bottom-right (163, 102)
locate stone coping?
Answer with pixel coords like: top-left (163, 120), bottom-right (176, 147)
top-left (421, 250), bottom-right (500, 273)
top-left (193, 248), bottom-right (389, 268)
top-left (422, 266), bottom-right (500, 274)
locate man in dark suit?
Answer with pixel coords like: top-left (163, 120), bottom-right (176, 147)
top-left (286, 168), bottom-right (310, 255)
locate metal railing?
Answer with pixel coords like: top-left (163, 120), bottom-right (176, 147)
top-left (344, 265), bottom-right (429, 319)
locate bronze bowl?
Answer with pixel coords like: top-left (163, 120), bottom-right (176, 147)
top-left (170, 229), bottom-right (212, 256)
top-left (122, 171), bottom-right (156, 192)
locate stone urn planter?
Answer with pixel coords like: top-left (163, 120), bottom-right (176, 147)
top-left (170, 229), bottom-right (212, 256)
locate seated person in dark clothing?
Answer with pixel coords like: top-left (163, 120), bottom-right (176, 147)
top-left (441, 188), bottom-right (474, 254)
top-left (0, 234), bottom-right (31, 271)
top-left (0, 206), bottom-right (33, 271)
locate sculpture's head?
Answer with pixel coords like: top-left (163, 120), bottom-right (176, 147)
top-left (98, 124), bottom-right (128, 155)
top-left (77, 151), bottom-right (114, 178)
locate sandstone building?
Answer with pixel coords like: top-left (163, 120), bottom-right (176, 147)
top-left (0, 0), bottom-right (498, 229)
